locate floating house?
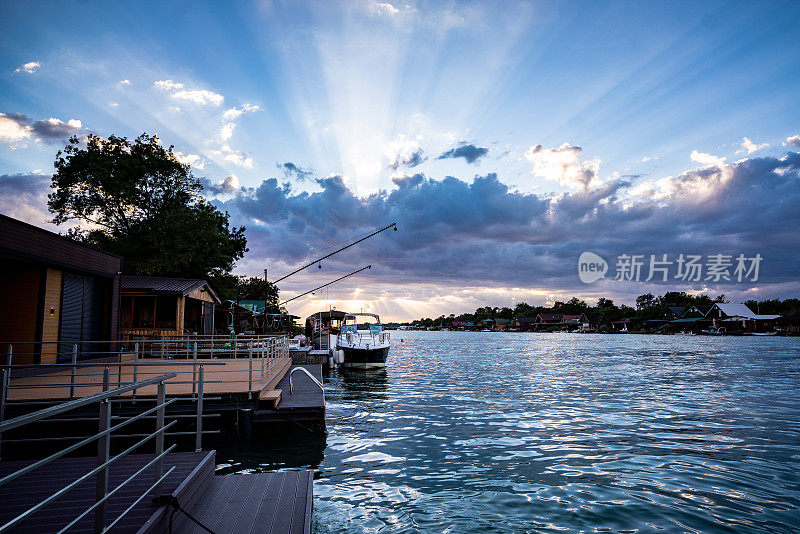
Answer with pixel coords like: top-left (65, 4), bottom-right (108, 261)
top-left (120, 276), bottom-right (220, 339)
top-left (536, 313), bottom-right (563, 325)
top-left (0, 214), bottom-right (122, 364)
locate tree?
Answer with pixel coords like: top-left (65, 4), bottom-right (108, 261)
top-left (49, 134), bottom-right (248, 278)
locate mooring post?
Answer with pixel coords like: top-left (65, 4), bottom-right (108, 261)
top-left (94, 367), bottom-right (111, 533)
top-left (195, 366), bottom-right (204, 452)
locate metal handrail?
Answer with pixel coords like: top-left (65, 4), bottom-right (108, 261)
top-left (0, 367), bottom-right (208, 533)
top-left (288, 367), bottom-right (324, 395)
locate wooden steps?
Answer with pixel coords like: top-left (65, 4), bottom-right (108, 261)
top-left (259, 388), bottom-right (282, 407)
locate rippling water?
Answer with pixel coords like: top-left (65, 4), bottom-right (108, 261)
top-left (212, 332), bottom-right (800, 532)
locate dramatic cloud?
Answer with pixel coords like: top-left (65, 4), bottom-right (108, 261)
top-left (153, 80), bottom-right (224, 106)
top-left (279, 162), bottom-right (313, 181)
top-left (784, 134), bottom-right (800, 148)
top-left (385, 137), bottom-right (427, 170)
top-left (690, 150), bottom-right (726, 167)
top-left (14, 61), bottom-right (39, 74)
top-left (213, 150), bottom-right (800, 319)
top-left (203, 174), bottom-right (240, 195)
top-left (438, 143), bottom-right (489, 165)
top-left (738, 137), bottom-right (768, 155)
top-left (524, 143), bottom-right (601, 189)
top-left (0, 113), bottom-right (84, 144)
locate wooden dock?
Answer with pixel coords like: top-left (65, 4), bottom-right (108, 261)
top-left (255, 365), bottom-right (325, 424)
top-left (0, 451), bottom-right (313, 533)
top-left (6, 357), bottom-right (292, 401)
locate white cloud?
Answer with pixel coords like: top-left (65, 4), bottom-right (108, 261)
top-left (524, 143), bottom-right (601, 189)
top-left (220, 122), bottom-right (236, 141)
top-left (371, 1), bottom-right (399, 15)
top-left (172, 89), bottom-right (224, 106)
top-left (0, 114), bottom-right (32, 141)
top-left (383, 135), bottom-right (423, 169)
top-left (690, 150), bottom-right (726, 167)
top-left (783, 134), bottom-right (800, 148)
top-left (217, 174), bottom-right (239, 193)
top-left (222, 104), bottom-right (261, 121)
top-left (120, 79), bottom-right (131, 86)
top-left (174, 151), bottom-right (206, 170)
top-left (153, 80), bottom-right (184, 91)
top-left (738, 137), bottom-right (768, 155)
top-left (154, 79), bottom-right (223, 106)
top-left (14, 61), bottom-right (40, 74)
top-left (169, 106), bottom-right (182, 113)
top-left (109, 102), bottom-right (119, 108)
top-left (210, 145), bottom-right (254, 168)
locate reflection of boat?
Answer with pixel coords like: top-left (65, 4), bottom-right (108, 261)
top-left (749, 331), bottom-right (778, 336)
top-left (700, 326), bottom-right (726, 335)
top-left (336, 313), bottom-right (390, 369)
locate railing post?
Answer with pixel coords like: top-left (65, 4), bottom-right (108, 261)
top-left (94, 367), bottom-right (111, 534)
top-left (154, 380), bottom-right (166, 493)
top-left (192, 342), bottom-right (198, 396)
top-left (248, 341), bottom-right (253, 398)
top-left (70, 343), bottom-right (78, 400)
top-left (133, 343), bottom-right (139, 402)
top-left (117, 348), bottom-right (123, 387)
top-left (0, 368), bottom-right (7, 461)
top-left (195, 365), bottom-right (204, 452)
top-left (5, 344), bottom-right (11, 381)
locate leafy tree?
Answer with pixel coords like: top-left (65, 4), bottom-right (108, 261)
top-left (49, 134), bottom-right (247, 279)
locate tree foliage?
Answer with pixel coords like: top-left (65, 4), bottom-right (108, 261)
top-left (49, 134), bottom-right (248, 278)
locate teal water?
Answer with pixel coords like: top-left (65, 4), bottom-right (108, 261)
top-left (213, 332), bottom-right (800, 532)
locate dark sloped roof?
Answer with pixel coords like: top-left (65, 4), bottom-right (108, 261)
top-left (582, 312), bottom-right (601, 323)
top-left (516, 317), bottom-right (538, 323)
top-left (121, 276), bottom-right (219, 303)
top-left (667, 306), bottom-right (684, 316)
top-left (537, 313), bottom-right (563, 322)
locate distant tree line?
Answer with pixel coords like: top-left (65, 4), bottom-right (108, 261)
top-left (407, 292), bottom-right (800, 328)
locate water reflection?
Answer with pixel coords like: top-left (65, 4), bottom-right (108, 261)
top-left (218, 332), bottom-right (800, 532)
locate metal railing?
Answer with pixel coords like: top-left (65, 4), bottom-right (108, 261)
top-left (1, 335), bottom-right (290, 402)
top-left (288, 367), bottom-right (324, 400)
top-left (0, 369), bottom-right (209, 533)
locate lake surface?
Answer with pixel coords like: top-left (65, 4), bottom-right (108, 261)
top-left (212, 332), bottom-right (800, 532)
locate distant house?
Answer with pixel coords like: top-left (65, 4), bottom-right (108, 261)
top-left (561, 314), bottom-right (582, 325)
top-left (120, 276), bottom-right (220, 338)
top-left (706, 303), bottom-right (781, 332)
top-left (580, 312), bottom-right (601, 331)
top-left (494, 318), bottom-right (511, 330)
top-left (0, 214), bottom-right (122, 364)
top-left (612, 319), bottom-right (631, 332)
top-left (536, 313), bottom-right (563, 324)
top-left (682, 306), bottom-right (705, 319)
top-left (515, 317), bottom-right (538, 331)
top-left (664, 306), bottom-right (684, 320)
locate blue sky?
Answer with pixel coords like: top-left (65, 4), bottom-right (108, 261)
top-left (2, 0), bottom-right (800, 320)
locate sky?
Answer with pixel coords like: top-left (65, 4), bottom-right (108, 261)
top-left (1, 0), bottom-right (800, 321)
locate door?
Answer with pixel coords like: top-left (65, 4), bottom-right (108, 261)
top-left (202, 301), bottom-right (214, 335)
top-left (59, 273), bottom-right (102, 361)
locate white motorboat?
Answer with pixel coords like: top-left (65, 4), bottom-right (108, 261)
top-left (335, 313), bottom-right (390, 369)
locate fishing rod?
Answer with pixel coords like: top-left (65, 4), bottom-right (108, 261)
top-left (279, 265), bottom-right (372, 305)
top-left (271, 222), bottom-right (396, 284)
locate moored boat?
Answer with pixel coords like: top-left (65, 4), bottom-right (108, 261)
top-left (336, 313), bottom-right (390, 369)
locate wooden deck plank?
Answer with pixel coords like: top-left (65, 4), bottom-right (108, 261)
top-left (6, 357), bottom-right (292, 401)
top-left (270, 470), bottom-right (301, 534)
top-left (211, 474), bottom-right (259, 532)
top-left (230, 474), bottom-right (274, 534)
top-left (184, 475), bottom-right (243, 534)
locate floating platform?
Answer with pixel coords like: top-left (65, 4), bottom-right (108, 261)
top-left (0, 451), bottom-right (313, 533)
top-left (255, 365), bottom-right (325, 425)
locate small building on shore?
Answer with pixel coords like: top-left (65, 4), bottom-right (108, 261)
top-left (0, 214), bottom-right (122, 364)
top-left (120, 276), bottom-right (220, 339)
top-left (706, 303), bottom-right (780, 333)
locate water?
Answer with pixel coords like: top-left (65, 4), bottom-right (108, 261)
top-left (211, 332), bottom-right (800, 532)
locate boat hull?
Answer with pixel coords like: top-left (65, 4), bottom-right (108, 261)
top-left (339, 346), bottom-right (390, 369)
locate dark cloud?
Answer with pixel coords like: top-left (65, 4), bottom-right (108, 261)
top-left (388, 149), bottom-right (427, 170)
top-left (437, 143), bottom-right (489, 164)
top-left (201, 175), bottom-right (240, 195)
top-left (218, 152), bottom-right (800, 299)
top-left (0, 112), bottom-right (84, 143)
top-left (278, 162), bottom-right (313, 181)
top-left (0, 173), bottom-right (53, 224)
